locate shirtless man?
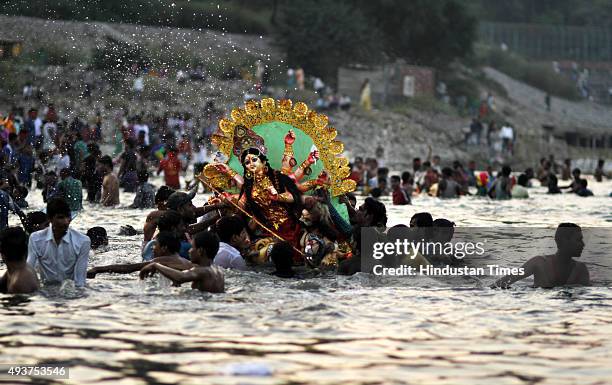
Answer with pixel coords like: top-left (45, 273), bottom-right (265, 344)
top-left (0, 227), bottom-right (39, 294)
top-left (87, 232), bottom-right (192, 278)
top-left (493, 223), bottom-right (590, 288)
top-left (99, 155), bottom-right (120, 207)
top-left (139, 230), bottom-right (224, 293)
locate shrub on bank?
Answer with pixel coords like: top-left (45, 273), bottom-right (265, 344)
top-left (476, 46), bottom-right (580, 100)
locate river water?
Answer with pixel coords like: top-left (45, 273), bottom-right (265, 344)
top-left (1, 177), bottom-right (611, 385)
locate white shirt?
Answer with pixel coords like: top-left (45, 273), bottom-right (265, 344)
top-left (213, 242), bottom-right (247, 270)
top-left (133, 77), bottom-right (144, 92)
top-left (500, 125), bottom-right (514, 140)
top-left (27, 226), bottom-right (90, 287)
top-left (56, 154), bottom-right (71, 174)
top-left (34, 118), bottom-right (43, 136)
top-left (134, 124), bottom-right (150, 145)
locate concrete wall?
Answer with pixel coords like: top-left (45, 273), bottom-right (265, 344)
top-left (338, 63), bottom-right (435, 105)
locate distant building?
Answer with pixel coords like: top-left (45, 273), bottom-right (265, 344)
top-left (0, 39), bottom-right (22, 59)
top-left (338, 61), bottom-right (435, 105)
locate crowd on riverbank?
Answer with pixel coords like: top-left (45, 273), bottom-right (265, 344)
top-left (348, 148), bottom-right (609, 203)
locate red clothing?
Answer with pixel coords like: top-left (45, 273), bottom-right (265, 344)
top-left (392, 187), bottom-right (410, 205)
top-left (178, 139), bottom-right (192, 155)
top-left (158, 153), bottom-right (181, 189)
top-left (276, 218), bottom-right (303, 264)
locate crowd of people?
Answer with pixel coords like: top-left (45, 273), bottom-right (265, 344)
top-left (346, 148), bottom-right (608, 203)
top-left (0, 95), bottom-right (607, 296)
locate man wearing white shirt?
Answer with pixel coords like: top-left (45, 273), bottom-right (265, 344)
top-left (213, 215), bottom-right (249, 270)
top-left (500, 123), bottom-right (514, 154)
top-left (27, 198), bottom-right (90, 287)
top-left (133, 117), bottom-right (150, 145)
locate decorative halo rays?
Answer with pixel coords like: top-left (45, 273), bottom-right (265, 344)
top-left (211, 98), bottom-right (356, 197)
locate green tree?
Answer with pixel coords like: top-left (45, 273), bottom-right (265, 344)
top-left (358, 0), bottom-right (476, 67)
top-left (277, 0), bottom-right (383, 84)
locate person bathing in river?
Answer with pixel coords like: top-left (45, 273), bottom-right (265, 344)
top-left (492, 223), bottom-right (590, 288)
top-left (143, 186), bottom-right (175, 244)
top-left (88, 231), bottom-right (192, 278)
top-left (139, 230), bottom-right (224, 293)
top-left (213, 215), bottom-right (249, 270)
top-left (0, 227), bottom-right (39, 294)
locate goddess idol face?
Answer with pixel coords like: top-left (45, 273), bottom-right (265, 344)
top-left (243, 153), bottom-right (264, 174)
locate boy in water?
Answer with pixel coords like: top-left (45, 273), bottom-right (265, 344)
top-left (0, 227), bottom-right (39, 294)
top-left (493, 223), bottom-right (590, 288)
top-left (139, 230), bottom-right (224, 293)
top-left (87, 231), bottom-right (192, 278)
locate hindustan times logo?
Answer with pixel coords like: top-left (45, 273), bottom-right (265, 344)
top-left (372, 239), bottom-right (486, 260)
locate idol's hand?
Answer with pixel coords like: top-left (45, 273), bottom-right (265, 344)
top-left (315, 171), bottom-right (330, 186)
top-left (268, 186), bottom-right (279, 200)
top-left (284, 130), bottom-right (296, 145)
top-left (308, 150), bottom-right (320, 164)
top-left (214, 163), bottom-right (230, 174)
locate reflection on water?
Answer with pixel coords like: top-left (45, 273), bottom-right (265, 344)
top-left (1, 178), bottom-right (611, 384)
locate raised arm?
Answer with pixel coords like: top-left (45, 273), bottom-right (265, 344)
top-left (292, 150), bottom-right (319, 182)
top-left (281, 130), bottom-right (296, 175)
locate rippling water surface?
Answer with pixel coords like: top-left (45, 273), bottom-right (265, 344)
top-left (1, 177), bottom-right (611, 384)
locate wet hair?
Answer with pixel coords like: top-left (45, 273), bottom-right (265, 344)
top-left (572, 168), bottom-right (581, 176)
top-left (25, 211), bottom-right (48, 233)
top-left (270, 241), bottom-right (294, 277)
top-left (362, 197), bottom-right (387, 227)
top-left (239, 147), bottom-right (302, 225)
top-left (555, 223), bottom-right (581, 245)
top-left (155, 185), bottom-right (175, 204)
top-left (137, 169), bottom-right (149, 183)
top-left (14, 185), bottom-right (28, 198)
top-left (401, 171), bottom-right (412, 183)
top-left (99, 155), bottom-right (113, 169)
top-left (410, 212), bottom-right (433, 227)
top-left (370, 188), bottom-right (382, 198)
top-left (157, 210), bottom-right (183, 232)
top-left (501, 165), bottom-right (512, 177)
top-left (215, 215), bottom-right (245, 243)
top-left (517, 174), bottom-right (529, 187)
top-left (193, 231), bottom-right (220, 259)
top-left (390, 175), bottom-right (401, 183)
top-left (86, 227), bottom-right (108, 249)
top-left (433, 218), bottom-right (455, 227)
top-left (156, 231), bottom-right (181, 254)
top-left (442, 167), bottom-right (453, 178)
top-left (0, 227), bottom-right (28, 262)
top-left (47, 197), bottom-right (71, 219)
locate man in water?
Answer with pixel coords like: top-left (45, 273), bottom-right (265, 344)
top-left (99, 155), bottom-right (120, 206)
top-left (0, 227), bottom-right (39, 294)
top-left (139, 231), bottom-right (224, 293)
top-left (27, 198), bottom-right (90, 287)
top-left (213, 215), bottom-right (249, 270)
top-left (493, 223), bottom-right (590, 288)
top-left (88, 232), bottom-right (192, 278)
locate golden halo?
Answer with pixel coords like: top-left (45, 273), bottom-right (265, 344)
top-left (212, 98), bottom-right (355, 197)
